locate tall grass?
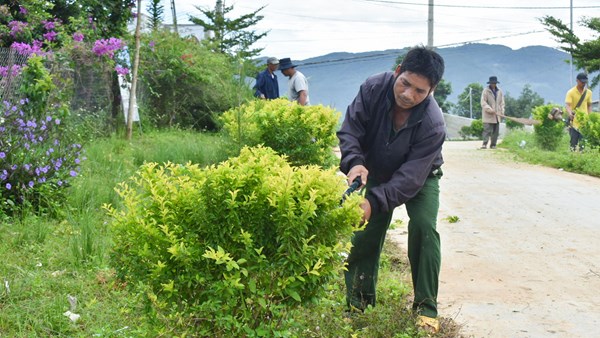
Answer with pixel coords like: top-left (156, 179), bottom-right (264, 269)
top-left (0, 130), bottom-right (233, 336)
top-left (0, 129), bottom-right (461, 337)
top-left (501, 129), bottom-right (600, 177)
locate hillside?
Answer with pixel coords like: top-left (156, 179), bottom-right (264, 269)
top-left (276, 44), bottom-right (575, 112)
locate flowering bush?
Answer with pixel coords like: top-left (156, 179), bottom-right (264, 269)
top-left (0, 99), bottom-right (84, 215)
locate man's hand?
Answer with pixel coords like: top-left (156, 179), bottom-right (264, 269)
top-left (360, 198), bottom-right (371, 223)
top-left (347, 165), bottom-right (368, 189)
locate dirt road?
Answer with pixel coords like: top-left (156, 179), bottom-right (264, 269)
top-left (389, 140), bottom-right (600, 338)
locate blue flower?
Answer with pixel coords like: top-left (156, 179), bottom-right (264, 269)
top-left (5, 183), bottom-right (11, 190)
top-left (0, 152), bottom-right (5, 159)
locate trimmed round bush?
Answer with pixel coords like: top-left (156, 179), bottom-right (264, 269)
top-left (220, 98), bottom-right (341, 167)
top-left (532, 104), bottom-right (565, 151)
top-left (105, 146), bottom-right (363, 336)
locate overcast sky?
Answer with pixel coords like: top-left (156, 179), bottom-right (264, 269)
top-left (151, 0), bottom-right (599, 60)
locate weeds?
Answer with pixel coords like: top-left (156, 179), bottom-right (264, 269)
top-left (0, 130), bottom-right (465, 336)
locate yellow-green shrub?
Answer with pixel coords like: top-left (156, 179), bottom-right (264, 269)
top-left (220, 98), bottom-right (340, 167)
top-left (105, 146), bottom-right (363, 336)
top-left (576, 111), bottom-right (600, 149)
top-left (532, 104), bottom-right (565, 151)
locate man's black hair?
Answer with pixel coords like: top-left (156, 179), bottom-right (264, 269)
top-left (398, 45), bottom-right (445, 88)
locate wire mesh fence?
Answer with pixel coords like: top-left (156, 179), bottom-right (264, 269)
top-left (0, 47), bottom-right (29, 104)
top-left (0, 47), bottom-right (118, 123)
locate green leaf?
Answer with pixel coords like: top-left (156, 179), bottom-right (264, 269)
top-left (286, 289), bottom-right (301, 302)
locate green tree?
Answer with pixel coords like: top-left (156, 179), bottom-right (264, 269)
top-left (434, 79), bottom-right (453, 113)
top-left (189, 1), bottom-right (267, 64)
top-left (48, 0), bottom-right (135, 38)
top-left (540, 15), bottom-right (600, 87)
top-left (146, 0), bottom-right (164, 31)
top-left (452, 83), bottom-right (483, 119)
top-left (504, 84), bottom-right (545, 118)
top-left (137, 30), bottom-right (247, 130)
top-left (1, 0), bottom-right (135, 47)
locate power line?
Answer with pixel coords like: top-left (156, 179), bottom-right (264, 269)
top-left (354, 0), bottom-right (600, 10)
top-left (296, 29), bottom-right (546, 68)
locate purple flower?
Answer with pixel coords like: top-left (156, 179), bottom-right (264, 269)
top-left (28, 181), bottom-right (34, 188)
top-left (42, 20), bottom-right (55, 30)
top-left (19, 6), bottom-right (27, 15)
top-left (5, 183), bottom-right (11, 190)
top-left (0, 65), bottom-right (21, 78)
top-left (8, 21), bottom-right (27, 37)
top-left (69, 170), bottom-right (77, 177)
top-left (0, 152), bottom-right (5, 159)
top-left (115, 65), bottom-right (129, 75)
top-left (92, 38), bottom-right (124, 58)
top-left (54, 118), bottom-right (60, 125)
top-left (43, 31), bottom-right (57, 42)
top-left (10, 41), bottom-right (45, 56)
top-left (73, 32), bottom-right (84, 42)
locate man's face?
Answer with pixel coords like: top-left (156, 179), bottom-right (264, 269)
top-left (268, 63), bottom-right (279, 72)
top-left (281, 68), bottom-right (292, 77)
top-left (393, 68), bottom-right (433, 110)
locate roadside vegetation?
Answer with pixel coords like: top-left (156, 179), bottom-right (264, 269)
top-left (1, 1), bottom-right (598, 337)
top-left (501, 129), bottom-right (600, 177)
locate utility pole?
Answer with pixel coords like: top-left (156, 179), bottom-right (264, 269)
top-left (469, 87), bottom-right (473, 119)
top-left (170, 0), bottom-right (178, 34)
top-left (427, 0), bottom-right (434, 47)
top-left (569, 0), bottom-right (573, 84)
top-left (126, 0), bottom-right (143, 140)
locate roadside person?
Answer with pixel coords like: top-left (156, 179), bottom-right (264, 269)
top-left (278, 57), bottom-right (309, 105)
top-left (565, 72), bottom-right (592, 151)
top-left (253, 57), bottom-right (280, 99)
top-left (480, 76), bottom-right (505, 149)
top-left (337, 45), bottom-right (445, 333)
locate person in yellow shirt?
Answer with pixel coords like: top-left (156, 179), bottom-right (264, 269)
top-left (565, 73), bottom-right (593, 151)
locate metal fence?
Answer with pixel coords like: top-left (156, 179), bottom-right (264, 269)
top-left (0, 46), bottom-right (117, 119)
top-left (0, 47), bottom-right (29, 104)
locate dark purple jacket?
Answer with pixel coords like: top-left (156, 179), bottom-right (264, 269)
top-left (337, 71), bottom-right (446, 213)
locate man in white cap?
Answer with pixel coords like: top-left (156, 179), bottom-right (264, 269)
top-left (278, 57), bottom-right (310, 106)
top-left (565, 72), bottom-right (592, 151)
top-left (253, 57), bottom-right (280, 99)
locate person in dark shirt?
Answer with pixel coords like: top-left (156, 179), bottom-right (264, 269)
top-left (254, 57), bottom-right (279, 99)
top-left (337, 45), bottom-right (446, 333)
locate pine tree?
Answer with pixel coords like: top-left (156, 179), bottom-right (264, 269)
top-left (146, 0), bottom-right (164, 31)
top-left (541, 15), bottom-right (600, 87)
top-left (190, 1), bottom-right (267, 75)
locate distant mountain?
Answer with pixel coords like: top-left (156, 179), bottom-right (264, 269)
top-left (276, 44), bottom-right (576, 113)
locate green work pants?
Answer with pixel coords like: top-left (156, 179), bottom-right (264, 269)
top-left (345, 172), bottom-right (441, 318)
